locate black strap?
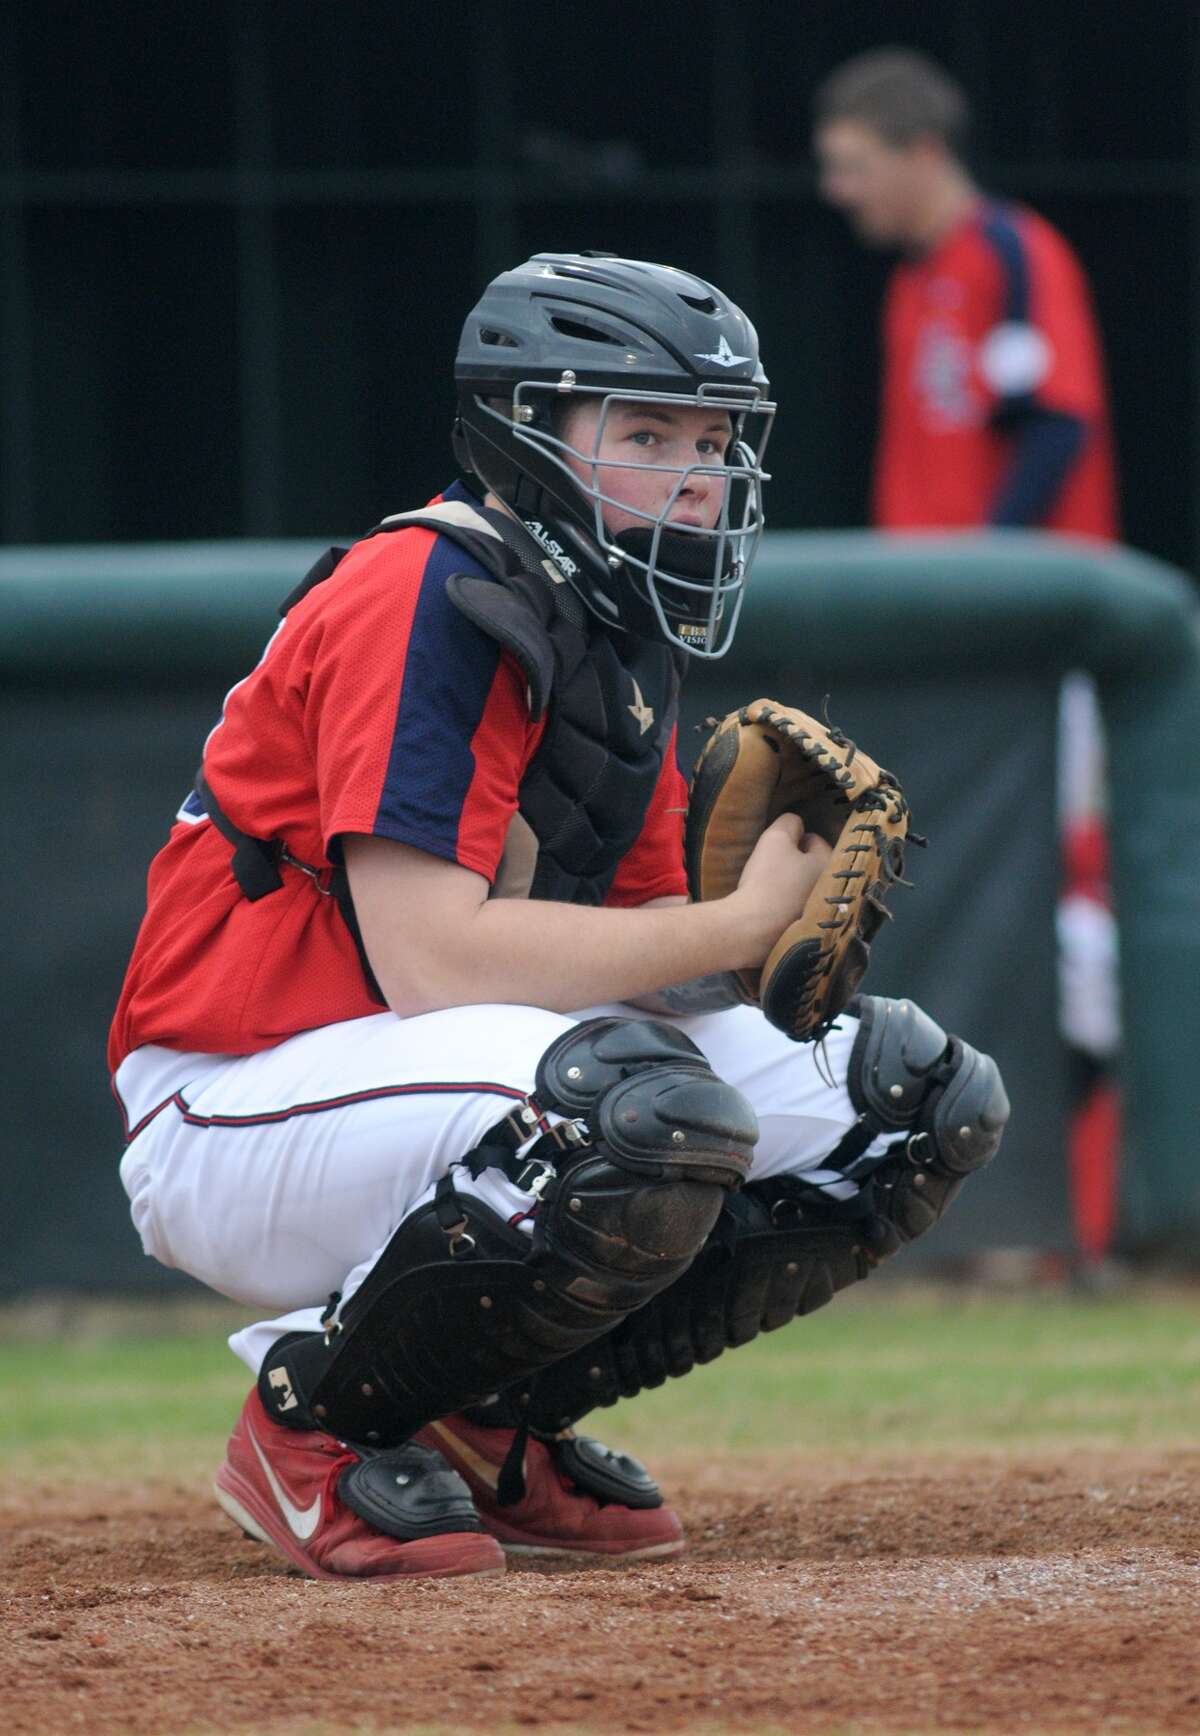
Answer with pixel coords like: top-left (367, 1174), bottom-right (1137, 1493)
top-left (192, 770), bottom-right (386, 1005)
top-left (434, 1172), bottom-right (469, 1234)
top-left (277, 545), bottom-right (350, 618)
top-left (460, 1108), bottom-right (587, 1198)
top-left (193, 768), bottom-right (284, 902)
top-left (324, 843), bottom-right (386, 1006)
top-left (821, 1109), bottom-right (914, 1184)
top-left (497, 1405), bottom-right (533, 1506)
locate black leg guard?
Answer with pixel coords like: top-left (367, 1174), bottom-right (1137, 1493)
top-left (846, 993), bottom-right (1011, 1247)
top-left (515, 994), bottom-right (1010, 1433)
top-left (515, 1181), bottom-right (880, 1432)
top-left (260, 1017), bottom-right (757, 1447)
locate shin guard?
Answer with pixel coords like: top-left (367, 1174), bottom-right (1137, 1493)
top-left (261, 1018), bottom-right (757, 1446)
top-left (515, 1179), bottom-right (882, 1432)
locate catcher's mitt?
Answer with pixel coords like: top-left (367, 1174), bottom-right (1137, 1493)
top-left (685, 699), bottom-right (913, 1042)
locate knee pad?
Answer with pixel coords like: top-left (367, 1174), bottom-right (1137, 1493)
top-left (532, 1016), bottom-right (757, 1310)
top-left (847, 994), bottom-right (1010, 1246)
top-left (261, 1016), bottom-right (757, 1447)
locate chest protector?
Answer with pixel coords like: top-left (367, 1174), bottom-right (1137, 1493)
top-left (195, 498), bottom-right (685, 993)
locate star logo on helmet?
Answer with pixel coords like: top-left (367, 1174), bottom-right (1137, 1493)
top-left (695, 335), bottom-right (752, 368)
top-left (628, 679), bottom-right (655, 735)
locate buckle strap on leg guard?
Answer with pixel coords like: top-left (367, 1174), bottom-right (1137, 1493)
top-left (495, 1414), bottom-right (663, 1510)
top-left (434, 1173), bottom-right (478, 1256)
top-left (460, 1097), bottom-right (588, 1199)
top-left (497, 1406), bottom-right (533, 1506)
top-left (484, 1378), bottom-right (662, 1510)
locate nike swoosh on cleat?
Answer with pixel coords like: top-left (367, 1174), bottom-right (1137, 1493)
top-left (247, 1424), bottom-right (323, 1540)
top-left (426, 1420), bottom-right (512, 1493)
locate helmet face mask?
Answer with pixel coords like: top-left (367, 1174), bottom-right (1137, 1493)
top-left (454, 254), bottom-right (776, 660)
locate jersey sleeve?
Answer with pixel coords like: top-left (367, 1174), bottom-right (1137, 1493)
top-left (978, 209), bottom-right (1108, 423)
top-left (604, 726), bottom-right (689, 907)
top-left (987, 410), bottom-right (1087, 526)
top-left (306, 529), bottom-right (541, 884)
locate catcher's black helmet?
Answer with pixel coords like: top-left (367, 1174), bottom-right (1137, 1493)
top-left (453, 252), bottom-right (775, 659)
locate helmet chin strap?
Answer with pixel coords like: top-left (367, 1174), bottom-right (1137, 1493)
top-left (612, 525), bottom-right (735, 613)
top-left (507, 506), bottom-right (735, 647)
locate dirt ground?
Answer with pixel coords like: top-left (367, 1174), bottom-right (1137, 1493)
top-left (4, 1450), bottom-right (1198, 1736)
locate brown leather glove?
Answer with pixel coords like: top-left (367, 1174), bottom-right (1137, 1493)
top-left (686, 699), bottom-right (913, 1041)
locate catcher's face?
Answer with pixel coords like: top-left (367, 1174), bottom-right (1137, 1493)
top-left (496, 381), bottom-right (771, 659)
top-left (560, 400), bottom-right (733, 537)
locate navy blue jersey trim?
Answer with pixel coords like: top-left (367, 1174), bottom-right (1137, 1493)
top-left (980, 203), bottom-right (1030, 327)
top-left (988, 409), bottom-right (1087, 526)
top-left (373, 517), bottom-right (506, 856)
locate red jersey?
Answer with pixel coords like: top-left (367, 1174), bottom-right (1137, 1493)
top-left (109, 487), bottom-right (689, 1070)
top-left (874, 201), bottom-right (1118, 538)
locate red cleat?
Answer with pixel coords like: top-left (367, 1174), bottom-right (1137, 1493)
top-left (214, 1390), bottom-right (505, 1581)
top-left (417, 1411), bottom-right (685, 1560)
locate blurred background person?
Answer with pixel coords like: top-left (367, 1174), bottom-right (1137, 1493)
top-left (812, 46), bottom-right (1117, 539)
top-left (813, 47), bottom-right (1122, 1276)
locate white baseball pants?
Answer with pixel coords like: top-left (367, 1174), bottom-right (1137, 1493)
top-left (114, 1002), bottom-right (888, 1376)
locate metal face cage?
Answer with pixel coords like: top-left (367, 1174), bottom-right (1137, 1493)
top-left (477, 376), bottom-right (775, 659)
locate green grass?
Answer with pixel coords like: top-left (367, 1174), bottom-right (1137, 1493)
top-left (3, 1281), bottom-right (1199, 1478)
top-left (604, 1282), bottom-right (1200, 1458)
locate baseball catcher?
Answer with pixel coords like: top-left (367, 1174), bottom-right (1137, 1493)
top-left (110, 251), bottom-right (1008, 1585)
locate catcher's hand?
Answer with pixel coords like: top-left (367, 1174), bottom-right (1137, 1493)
top-left (686, 699), bottom-right (913, 1041)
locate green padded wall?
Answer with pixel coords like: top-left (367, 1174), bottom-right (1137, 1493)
top-left (1, 529), bottom-right (1194, 1293)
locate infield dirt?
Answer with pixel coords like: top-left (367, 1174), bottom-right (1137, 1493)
top-left (4, 1448), bottom-right (1198, 1736)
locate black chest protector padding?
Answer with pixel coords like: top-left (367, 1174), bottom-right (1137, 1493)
top-left (446, 561), bottom-right (683, 906)
top-left (525, 627), bottom-right (681, 905)
top-left (446, 571), bottom-right (559, 722)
